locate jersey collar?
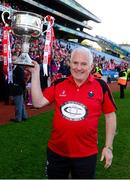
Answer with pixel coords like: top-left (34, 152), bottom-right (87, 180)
top-left (68, 74), bottom-right (94, 86)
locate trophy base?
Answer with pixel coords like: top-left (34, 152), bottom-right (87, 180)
top-left (13, 61), bottom-right (34, 67)
top-left (12, 53), bottom-right (34, 67)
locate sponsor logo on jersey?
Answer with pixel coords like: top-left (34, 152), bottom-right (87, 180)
top-left (61, 101), bottom-right (88, 121)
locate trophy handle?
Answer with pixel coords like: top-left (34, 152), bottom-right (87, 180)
top-left (42, 15), bottom-right (55, 34)
top-left (1, 11), bottom-right (11, 26)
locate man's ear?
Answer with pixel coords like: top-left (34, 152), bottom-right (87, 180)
top-left (91, 64), bottom-right (94, 70)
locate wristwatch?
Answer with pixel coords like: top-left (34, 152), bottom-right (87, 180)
top-left (104, 145), bottom-right (113, 151)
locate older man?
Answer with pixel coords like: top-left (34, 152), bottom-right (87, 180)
top-left (30, 47), bottom-right (117, 179)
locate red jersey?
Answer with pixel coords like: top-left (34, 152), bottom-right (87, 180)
top-left (43, 74), bottom-right (117, 158)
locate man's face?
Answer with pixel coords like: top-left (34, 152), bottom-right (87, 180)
top-left (70, 51), bottom-right (93, 85)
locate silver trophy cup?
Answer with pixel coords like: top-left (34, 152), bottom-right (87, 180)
top-left (2, 10), bottom-right (45, 66)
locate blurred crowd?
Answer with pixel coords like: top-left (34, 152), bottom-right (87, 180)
top-left (0, 1), bottom-right (130, 105)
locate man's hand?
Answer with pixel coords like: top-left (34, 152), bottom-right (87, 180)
top-left (100, 146), bottom-right (113, 169)
top-left (25, 60), bottom-right (40, 74)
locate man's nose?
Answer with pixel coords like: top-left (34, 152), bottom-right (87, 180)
top-left (77, 64), bottom-right (82, 70)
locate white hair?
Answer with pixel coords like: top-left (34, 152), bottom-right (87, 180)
top-left (70, 46), bottom-right (93, 65)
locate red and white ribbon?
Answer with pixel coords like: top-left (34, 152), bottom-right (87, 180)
top-left (2, 25), bottom-right (13, 83)
top-left (43, 15), bottom-right (55, 76)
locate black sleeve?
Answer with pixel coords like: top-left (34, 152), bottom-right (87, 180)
top-left (96, 78), bottom-right (117, 109)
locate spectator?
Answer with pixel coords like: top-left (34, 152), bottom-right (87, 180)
top-left (58, 59), bottom-right (71, 77)
top-left (10, 64), bottom-right (28, 122)
top-left (118, 66), bottom-right (128, 99)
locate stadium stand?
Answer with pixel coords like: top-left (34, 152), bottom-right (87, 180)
top-left (0, 0), bottom-right (129, 85)
top-left (96, 35), bottom-right (130, 59)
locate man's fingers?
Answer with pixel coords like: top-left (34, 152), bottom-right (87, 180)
top-left (104, 161), bottom-right (112, 169)
top-left (100, 155), bottom-right (104, 161)
top-left (104, 157), bottom-right (112, 169)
